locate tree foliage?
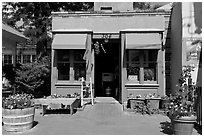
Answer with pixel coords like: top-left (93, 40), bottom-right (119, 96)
top-left (133, 2), bottom-right (151, 10)
top-left (15, 56), bottom-right (51, 97)
top-left (2, 2), bottom-right (94, 56)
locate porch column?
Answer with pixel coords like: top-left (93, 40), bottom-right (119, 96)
top-left (120, 32), bottom-right (126, 104)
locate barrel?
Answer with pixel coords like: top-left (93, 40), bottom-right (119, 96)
top-left (2, 107), bottom-right (35, 132)
top-left (105, 87), bottom-right (112, 97)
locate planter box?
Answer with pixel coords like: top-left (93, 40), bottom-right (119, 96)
top-left (145, 98), bottom-right (161, 110)
top-left (127, 98), bottom-right (145, 109)
top-left (2, 107), bottom-right (35, 132)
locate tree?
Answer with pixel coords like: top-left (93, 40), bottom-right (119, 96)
top-left (133, 2), bottom-right (151, 10)
top-left (15, 56), bottom-right (51, 97)
top-left (2, 2), bottom-right (94, 57)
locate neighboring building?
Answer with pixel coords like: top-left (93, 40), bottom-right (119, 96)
top-left (171, 2), bottom-right (202, 127)
top-left (170, 2), bottom-right (202, 93)
top-left (16, 43), bottom-right (36, 64)
top-left (51, 2), bottom-right (172, 104)
top-left (2, 22), bottom-right (29, 68)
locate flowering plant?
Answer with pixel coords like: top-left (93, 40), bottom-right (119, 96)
top-left (2, 93), bottom-right (34, 109)
top-left (167, 66), bottom-right (196, 119)
top-left (144, 93), bottom-right (160, 99)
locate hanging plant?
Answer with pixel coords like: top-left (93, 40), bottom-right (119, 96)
top-left (94, 41), bottom-right (100, 55)
top-left (94, 41), bottom-right (107, 55)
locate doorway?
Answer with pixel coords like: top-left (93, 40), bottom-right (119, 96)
top-left (94, 39), bottom-right (120, 100)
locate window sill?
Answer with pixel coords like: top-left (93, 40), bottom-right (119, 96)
top-left (125, 83), bottom-right (159, 87)
top-left (55, 81), bottom-right (81, 87)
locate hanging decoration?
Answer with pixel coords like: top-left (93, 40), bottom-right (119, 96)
top-left (94, 41), bottom-right (100, 55)
top-left (94, 34), bottom-right (112, 55)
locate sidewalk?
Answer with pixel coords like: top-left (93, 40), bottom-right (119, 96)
top-left (2, 97), bottom-right (201, 135)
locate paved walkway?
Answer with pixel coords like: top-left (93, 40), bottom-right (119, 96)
top-left (2, 97), bottom-right (201, 135)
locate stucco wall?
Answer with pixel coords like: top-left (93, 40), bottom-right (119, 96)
top-left (182, 2), bottom-right (202, 85)
top-left (170, 2), bottom-right (202, 93)
top-left (170, 2), bottom-right (183, 93)
top-left (52, 15), bottom-right (164, 33)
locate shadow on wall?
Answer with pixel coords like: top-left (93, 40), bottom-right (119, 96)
top-left (193, 2), bottom-right (202, 34)
top-left (164, 10), bottom-right (172, 96)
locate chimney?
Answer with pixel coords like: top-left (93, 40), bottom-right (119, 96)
top-left (94, 2), bottom-right (133, 12)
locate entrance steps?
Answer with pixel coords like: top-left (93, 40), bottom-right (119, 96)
top-left (94, 97), bottom-right (119, 104)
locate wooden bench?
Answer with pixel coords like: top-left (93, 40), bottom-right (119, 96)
top-left (35, 98), bottom-right (79, 116)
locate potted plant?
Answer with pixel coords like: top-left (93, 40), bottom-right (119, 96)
top-left (167, 66), bottom-right (197, 135)
top-left (2, 93), bottom-right (35, 132)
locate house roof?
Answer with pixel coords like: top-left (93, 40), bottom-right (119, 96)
top-left (2, 22), bottom-right (29, 41)
top-left (155, 3), bottom-right (173, 11)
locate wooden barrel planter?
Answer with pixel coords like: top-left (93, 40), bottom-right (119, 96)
top-left (2, 107), bottom-right (35, 132)
top-left (172, 116), bottom-right (197, 135)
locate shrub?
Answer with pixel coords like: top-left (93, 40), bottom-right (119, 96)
top-left (167, 65), bottom-right (196, 119)
top-left (15, 56), bottom-right (51, 96)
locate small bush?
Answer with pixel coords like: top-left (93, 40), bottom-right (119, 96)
top-left (15, 56), bottom-right (51, 96)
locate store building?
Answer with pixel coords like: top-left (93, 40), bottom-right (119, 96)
top-left (51, 2), bottom-right (171, 104)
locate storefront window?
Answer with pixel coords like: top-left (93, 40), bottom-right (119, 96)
top-left (126, 49), bottom-right (158, 84)
top-left (57, 49), bottom-right (86, 81)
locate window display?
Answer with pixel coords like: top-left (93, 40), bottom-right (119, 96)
top-left (126, 49), bottom-right (158, 84)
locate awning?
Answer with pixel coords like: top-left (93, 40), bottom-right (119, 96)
top-left (52, 34), bottom-right (87, 49)
top-left (125, 33), bottom-right (161, 49)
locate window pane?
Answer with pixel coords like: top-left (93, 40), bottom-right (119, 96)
top-left (23, 55), bottom-right (31, 63)
top-left (58, 50), bottom-right (70, 62)
top-left (16, 55), bottom-right (21, 63)
top-left (58, 63), bottom-right (70, 80)
top-left (144, 63), bottom-right (156, 81)
top-left (32, 55), bottom-right (36, 62)
top-left (74, 50), bottom-right (85, 61)
top-left (57, 50), bottom-right (70, 80)
top-left (74, 63), bottom-right (86, 80)
top-left (148, 49), bottom-right (158, 61)
top-left (126, 64), bottom-right (140, 81)
top-left (4, 55), bottom-right (12, 64)
top-left (129, 50), bottom-right (139, 62)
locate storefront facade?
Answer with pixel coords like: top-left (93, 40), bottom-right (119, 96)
top-left (51, 3), bottom-right (171, 104)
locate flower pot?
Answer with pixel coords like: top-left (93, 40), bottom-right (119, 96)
top-left (127, 98), bottom-right (145, 109)
top-left (145, 98), bottom-right (161, 110)
top-left (2, 107), bottom-right (35, 132)
top-left (172, 116), bottom-right (197, 135)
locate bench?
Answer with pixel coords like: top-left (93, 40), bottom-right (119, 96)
top-left (35, 98), bottom-right (80, 116)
